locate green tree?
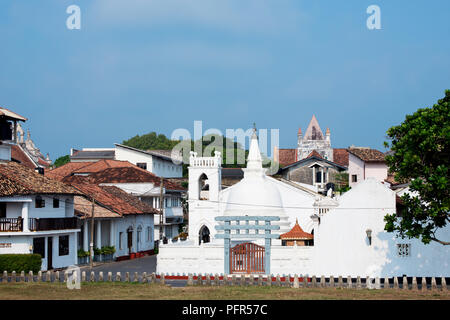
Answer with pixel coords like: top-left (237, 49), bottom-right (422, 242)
top-left (384, 90), bottom-right (450, 245)
top-left (53, 155), bottom-right (70, 168)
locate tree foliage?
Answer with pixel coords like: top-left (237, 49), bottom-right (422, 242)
top-left (384, 90), bottom-right (450, 245)
top-left (53, 155), bottom-right (70, 168)
top-left (122, 132), bottom-right (276, 177)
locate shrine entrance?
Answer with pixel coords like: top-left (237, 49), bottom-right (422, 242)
top-left (215, 216), bottom-right (280, 275)
top-left (230, 242), bottom-right (265, 274)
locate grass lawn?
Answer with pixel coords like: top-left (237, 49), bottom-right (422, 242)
top-left (0, 282), bottom-right (449, 300)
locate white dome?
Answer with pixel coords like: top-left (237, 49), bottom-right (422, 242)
top-left (225, 174), bottom-right (283, 216)
top-left (220, 128), bottom-right (291, 235)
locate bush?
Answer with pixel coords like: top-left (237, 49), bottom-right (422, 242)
top-left (77, 249), bottom-right (89, 258)
top-left (101, 246), bottom-right (116, 255)
top-left (93, 248), bottom-right (102, 256)
top-left (0, 254), bottom-right (42, 273)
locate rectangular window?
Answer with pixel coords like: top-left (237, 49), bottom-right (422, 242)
top-left (33, 237), bottom-right (45, 258)
top-left (35, 196), bottom-right (45, 208)
top-left (137, 163), bottom-right (147, 170)
top-left (53, 198), bottom-right (59, 208)
top-left (0, 203), bottom-right (6, 218)
top-left (119, 232), bottom-right (123, 250)
top-left (58, 235), bottom-right (69, 256)
top-left (352, 175), bottom-right (358, 183)
top-left (397, 244), bottom-right (411, 257)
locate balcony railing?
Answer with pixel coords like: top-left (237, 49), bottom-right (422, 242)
top-left (0, 217), bottom-right (79, 232)
top-left (29, 217), bottom-right (79, 231)
top-left (0, 218), bottom-right (23, 232)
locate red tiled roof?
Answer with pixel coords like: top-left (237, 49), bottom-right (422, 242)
top-left (306, 150), bottom-right (322, 159)
top-left (333, 148), bottom-right (349, 167)
top-left (72, 159), bottom-right (136, 174)
top-left (0, 161), bottom-right (81, 197)
top-left (70, 183), bottom-right (158, 216)
top-left (46, 162), bottom-right (96, 181)
top-left (278, 149), bottom-right (297, 167)
top-left (348, 147), bottom-right (385, 162)
top-left (280, 219), bottom-right (313, 240)
top-left (11, 145), bottom-right (36, 169)
top-left (88, 167), bottom-right (186, 191)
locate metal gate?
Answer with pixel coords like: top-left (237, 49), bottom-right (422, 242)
top-left (230, 242), bottom-right (265, 274)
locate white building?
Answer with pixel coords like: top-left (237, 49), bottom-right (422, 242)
top-left (347, 147), bottom-right (388, 187)
top-left (157, 129), bottom-right (449, 277)
top-left (72, 183), bottom-right (158, 260)
top-left (70, 143), bottom-right (183, 178)
top-left (0, 108), bottom-right (80, 271)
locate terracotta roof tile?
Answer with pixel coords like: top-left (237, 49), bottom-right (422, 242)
top-left (70, 183), bottom-right (158, 216)
top-left (0, 161), bottom-right (81, 197)
top-left (348, 147), bottom-right (385, 162)
top-left (333, 148), bottom-right (349, 167)
top-left (278, 149), bottom-right (297, 167)
top-left (46, 162), bottom-right (96, 181)
top-left (280, 219), bottom-right (313, 240)
top-left (306, 150), bottom-right (322, 159)
top-left (10, 145), bottom-right (36, 169)
top-left (72, 159), bottom-right (136, 174)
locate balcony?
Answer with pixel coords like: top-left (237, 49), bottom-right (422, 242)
top-left (0, 217), bottom-right (79, 232)
top-left (0, 218), bottom-right (23, 232)
top-left (29, 217), bottom-right (79, 231)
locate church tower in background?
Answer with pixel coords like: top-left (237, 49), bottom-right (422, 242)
top-left (297, 115), bottom-right (333, 161)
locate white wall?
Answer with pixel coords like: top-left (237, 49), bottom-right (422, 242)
top-left (365, 162), bottom-right (388, 182)
top-left (0, 232), bottom-right (78, 271)
top-left (348, 153), bottom-right (365, 187)
top-left (114, 214), bottom-right (155, 257)
top-left (312, 179), bottom-right (450, 277)
top-left (115, 145), bottom-right (182, 178)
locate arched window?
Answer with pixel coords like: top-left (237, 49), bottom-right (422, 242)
top-left (199, 225), bottom-right (210, 244)
top-left (198, 173), bottom-right (209, 200)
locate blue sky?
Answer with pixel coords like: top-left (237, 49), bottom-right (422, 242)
top-left (1, 0), bottom-right (449, 159)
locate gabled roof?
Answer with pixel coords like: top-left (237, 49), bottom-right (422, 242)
top-left (333, 148), bottom-right (349, 167)
top-left (0, 107), bottom-right (27, 121)
top-left (46, 162), bottom-right (96, 181)
top-left (279, 154), bottom-right (347, 172)
top-left (348, 147), bottom-right (385, 162)
top-left (70, 183), bottom-right (158, 216)
top-left (72, 159), bottom-right (136, 174)
top-left (306, 150), bottom-right (322, 159)
top-left (0, 161), bottom-right (80, 197)
top-left (115, 143), bottom-right (180, 163)
top-left (11, 145), bottom-right (36, 169)
top-left (280, 219), bottom-right (313, 240)
top-left (277, 148), bottom-right (297, 167)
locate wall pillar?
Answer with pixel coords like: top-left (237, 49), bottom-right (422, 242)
top-left (321, 168), bottom-right (324, 189)
top-left (83, 221), bottom-right (89, 251)
top-left (224, 220), bottom-right (230, 275)
top-left (265, 220), bottom-right (271, 275)
top-left (96, 220), bottom-right (101, 249)
top-left (109, 220), bottom-right (115, 247)
top-left (73, 233), bottom-right (78, 265)
top-left (21, 202), bottom-right (30, 232)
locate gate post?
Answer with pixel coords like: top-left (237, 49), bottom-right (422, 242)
top-left (224, 220), bottom-right (231, 275)
top-left (265, 220), bottom-right (271, 275)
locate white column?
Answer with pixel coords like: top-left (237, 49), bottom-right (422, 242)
top-left (73, 233), bottom-right (78, 265)
top-left (83, 221), bottom-right (89, 251)
top-left (21, 202), bottom-right (30, 232)
top-left (96, 220), bottom-right (101, 249)
top-left (109, 220), bottom-right (115, 247)
top-left (321, 168), bottom-right (324, 189)
top-left (312, 167), bottom-right (316, 185)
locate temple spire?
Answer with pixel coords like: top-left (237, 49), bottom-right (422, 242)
top-left (246, 125), bottom-right (263, 171)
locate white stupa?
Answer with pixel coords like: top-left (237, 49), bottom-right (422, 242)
top-left (223, 128), bottom-right (291, 235)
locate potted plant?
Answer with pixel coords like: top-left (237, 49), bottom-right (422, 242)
top-left (77, 249), bottom-right (89, 265)
top-left (101, 246), bottom-right (116, 262)
top-left (93, 247), bottom-right (102, 262)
